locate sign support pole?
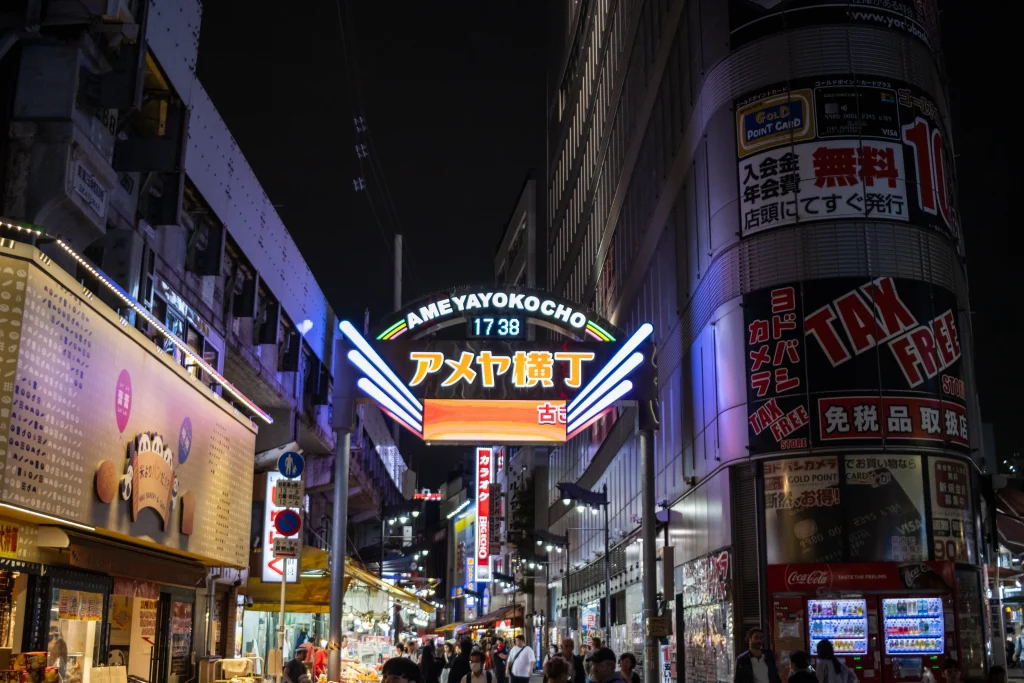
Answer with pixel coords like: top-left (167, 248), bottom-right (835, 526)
top-left (328, 428), bottom-right (351, 682)
top-left (603, 483), bottom-right (611, 633)
top-left (278, 570), bottom-right (287, 653)
top-left (640, 429), bottom-right (659, 683)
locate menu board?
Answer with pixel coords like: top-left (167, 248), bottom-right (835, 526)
top-left (0, 252), bottom-right (256, 567)
top-left (843, 456), bottom-right (927, 561)
top-left (928, 457), bottom-right (975, 563)
top-left (763, 457), bottom-right (843, 563)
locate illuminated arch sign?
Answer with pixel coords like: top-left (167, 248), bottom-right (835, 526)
top-left (339, 320), bottom-right (653, 444)
top-left (373, 286), bottom-right (621, 342)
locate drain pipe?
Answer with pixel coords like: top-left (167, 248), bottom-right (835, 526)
top-left (207, 572), bottom-right (222, 656)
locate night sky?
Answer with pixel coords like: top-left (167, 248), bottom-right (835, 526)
top-left (198, 3), bottom-right (1022, 480)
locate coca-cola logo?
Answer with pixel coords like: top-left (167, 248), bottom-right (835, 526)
top-left (899, 563), bottom-right (933, 588)
top-left (785, 566), bottom-right (832, 590)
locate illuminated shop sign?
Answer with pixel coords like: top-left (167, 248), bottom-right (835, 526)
top-left (413, 490), bottom-right (442, 501)
top-left (374, 287), bottom-right (619, 341)
top-left (339, 320), bottom-right (654, 444)
top-left (476, 448), bottom-right (492, 582)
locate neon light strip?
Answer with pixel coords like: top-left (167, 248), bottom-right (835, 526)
top-left (586, 329), bottom-right (604, 341)
top-left (340, 321), bottom-right (423, 411)
top-left (1, 220), bottom-right (273, 424)
top-left (566, 351), bottom-right (643, 424)
top-left (565, 407), bottom-right (616, 441)
top-left (0, 502), bottom-right (96, 531)
top-left (586, 321), bottom-right (615, 342)
top-left (347, 349), bottom-right (423, 421)
top-left (357, 378), bottom-right (423, 433)
top-left (378, 319), bottom-right (407, 340)
top-left (387, 326), bottom-right (408, 339)
top-left (568, 322), bottom-right (653, 413)
top-left (381, 407), bottom-right (425, 437)
top-left (566, 380), bottom-right (632, 434)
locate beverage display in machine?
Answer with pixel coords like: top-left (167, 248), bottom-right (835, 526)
top-left (882, 598), bottom-right (944, 655)
top-left (807, 599), bottom-right (868, 655)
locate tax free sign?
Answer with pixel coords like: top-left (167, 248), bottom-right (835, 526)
top-left (338, 315), bottom-right (655, 445)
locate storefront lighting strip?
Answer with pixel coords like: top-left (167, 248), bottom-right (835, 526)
top-left (0, 503), bottom-right (96, 531)
top-left (446, 499), bottom-right (471, 519)
top-left (0, 219), bottom-right (272, 424)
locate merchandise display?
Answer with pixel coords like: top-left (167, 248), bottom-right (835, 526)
top-left (881, 598), bottom-right (944, 655)
top-left (808, 599), bottom-right (868, 655)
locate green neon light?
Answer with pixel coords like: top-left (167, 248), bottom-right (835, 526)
top-left (587, 320), bottom-right (616, 341)
top-left (377, 319), bottom-right (406, 339)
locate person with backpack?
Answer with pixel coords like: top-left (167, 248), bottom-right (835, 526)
top-left (462, 650), bottom-right (496, 683)
top-left (814, 640), bottom-right (857, 683)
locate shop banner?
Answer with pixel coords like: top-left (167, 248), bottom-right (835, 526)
top-left (744, 278), bottom-right (968, 456)
top-left (0, 252), bottom-right (257, 567)
top-left (766, 561), bottom-right (955, 594)
top-left (929, 457), bottom-right (975, 563)
top-left (728, 0), bottom-right (940, 51)
top-left (843, 456), bottom-right (927, 562)
top-left (763, 456), bottom-right (844, 564)
top-left (735, 76), bottom-right (960, 252)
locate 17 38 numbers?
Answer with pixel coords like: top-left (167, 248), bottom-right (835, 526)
top-left (469, 317), bottom-right (522, 338)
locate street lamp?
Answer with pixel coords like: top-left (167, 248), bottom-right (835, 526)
top-left (557, 481), bottom-right (612, 632)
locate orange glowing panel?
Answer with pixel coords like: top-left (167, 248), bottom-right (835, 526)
top-left (423, 399), bottom-right (567, 443)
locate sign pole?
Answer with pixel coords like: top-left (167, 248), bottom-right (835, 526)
top-left (278, 572), bottom-right (287, 654)
top-left (328, 428), bottom-right (351, 681)
top-left (640, 428), bottom-right (659, 683)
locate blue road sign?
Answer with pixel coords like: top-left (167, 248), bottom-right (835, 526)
top-left (274, 509), bottom-right (302, 537)
top-left (278, 451), bottom-right (304, 479)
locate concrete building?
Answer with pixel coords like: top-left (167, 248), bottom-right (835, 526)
top-left (544, 0), bottom-right (986, 679)
top-left (0, 0), bottom-right (407, 664)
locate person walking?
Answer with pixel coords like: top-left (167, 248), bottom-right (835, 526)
top-left (461, 650), bottom-right (495, 683)
top-left (560, 639), bottom-right (586, 683)
top-left (421, 644), bottom-right (443, 683)
top-left (787, 651), bottom-right (817, 683)
top-left (508, 635), bottom-right (537, 683)
top-left (545, 657), bottom-right (572, 683)
top-left (494, 637), bottom-right (509, 683)
top-left (814, 640), bottom-right (857, 683)
top-left (618, 653), bottom-right (641, 683)
top-left (384, 657), bottom-right (424, 683)
top-left (449, 638), bottom-right (473, 683)
top-left (586, 648), bottom-right (626, 683)
top-left (734, 627), bottom-right (782, 683)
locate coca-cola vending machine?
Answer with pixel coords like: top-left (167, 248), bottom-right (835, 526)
top-left (767, 563), bottom-right (958, 683)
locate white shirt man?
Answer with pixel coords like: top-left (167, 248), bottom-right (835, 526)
top-left (507, 636), bottom-right (536, 682)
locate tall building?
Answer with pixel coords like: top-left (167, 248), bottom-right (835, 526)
top-left (0, 0), bottom-right (411, 671)
top-left (544, 1), bottom-right (987, 678)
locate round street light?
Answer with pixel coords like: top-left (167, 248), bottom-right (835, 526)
top-left (388, 519), bottom-right (396, 525)
top-left (412, 510), bottom-right (420, 518)
top-left (399, 515), bottom-right (409, 524)
top-left (536, 539), bottom-right (543, 546)
top-left (422, 549), bottom-right (429, 556)
top-left (591, 507), bottom-right (599, 515)
top-left (562, 498), bottom-right (571, 506)
top-left (545, 544), bottom-right (554, 552)
top-left (576, 504), bottom-right (586, 513)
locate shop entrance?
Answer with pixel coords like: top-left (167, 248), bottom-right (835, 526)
top-left (108, 582), bottom-right (195, 683)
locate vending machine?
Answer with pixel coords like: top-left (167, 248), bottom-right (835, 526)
top-left (767, 563), bottom-right (958, 683)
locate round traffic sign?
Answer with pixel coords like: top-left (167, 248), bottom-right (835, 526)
top-left (274, 509), bottom-right (302, 536)
top-left (278, 451), bottom-right (304, 479)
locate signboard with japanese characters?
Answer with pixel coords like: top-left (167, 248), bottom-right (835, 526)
top-left (763, 456), bottom-right (844, 563)
top-left (736, 76), bottom-right (960, 252)
top-left (476, 447), bottom-right (493, 582)
top-left (744, 277), bottom-right (968, 455)
top-left (928, 457), bottom-right (975, 563)
top-left (728, 0), bottom-right (939, 51)
top-left (843, 456), bottom-right (927, 562)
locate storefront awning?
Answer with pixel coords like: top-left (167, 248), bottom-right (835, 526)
top-left (244, 546), bottom-right (434, 613)
top-left (463, 604), bottom-right (523, 629)
top-left (998, 514), bottom-right (1024, 556)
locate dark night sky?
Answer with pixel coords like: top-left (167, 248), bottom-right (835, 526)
top-left (197, 3), bottom-right (1023, 479)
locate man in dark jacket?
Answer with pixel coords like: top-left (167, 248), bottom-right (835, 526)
top-left (448, 638), bottom-right (474, 683)
top-left (559, 639), bottom-right (586, 683)
top-left (734, 628), bottom-right (782, 683)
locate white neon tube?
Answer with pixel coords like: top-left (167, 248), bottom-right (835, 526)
top-left (357, 378), bottom-right (423, 433)
top-left (340, 320), bottom-right (423, 411)
top-left (566, 351), bottom-right (643, 424)
top-left (566, 379), bottom-right (633, 435)
top-left (568, 322), bottom-right (652, 413)
top-left (348, 349), bottom-right (423, 421)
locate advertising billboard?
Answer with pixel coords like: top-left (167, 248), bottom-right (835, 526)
top-left (843, 455), bottom-right (927, 562)
top-left (476, 447), bottom-right (492, 582)
top-left (744, 277), bottom-right (968, 456)
top-left (0, 251), bottom-right (257, 567)
top-left (728, 0), bottom-right (939, 51)
top-left (928, 457), bottom-right (975, 563)
top-left (763, 456), bottom-right (844, 564)
top-left (735, 76), bottom-right (960, 252)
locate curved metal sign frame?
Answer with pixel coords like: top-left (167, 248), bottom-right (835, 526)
top-left (372, 285), bottom-right (622, 342)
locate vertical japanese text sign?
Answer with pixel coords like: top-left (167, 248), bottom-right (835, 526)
top-left (476, 447), bottom-right (492, 582)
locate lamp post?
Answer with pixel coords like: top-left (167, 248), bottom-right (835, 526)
top-left (557, 482), bottom-right (611, 637)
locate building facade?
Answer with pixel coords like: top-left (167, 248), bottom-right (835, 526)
top-left (544, 1), bottom-right (986, 680)
top-left (0, 0), bottom-right (407, 674)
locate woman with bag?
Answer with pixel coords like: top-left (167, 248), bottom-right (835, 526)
top-left (815, 640), bottom-right (858, 683)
